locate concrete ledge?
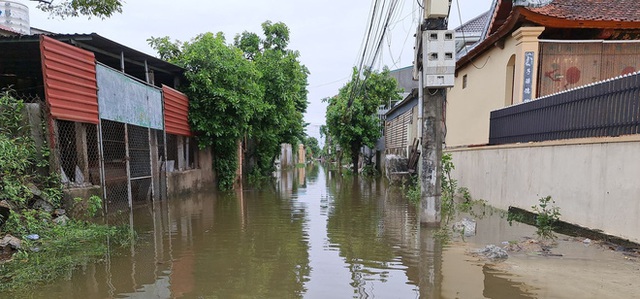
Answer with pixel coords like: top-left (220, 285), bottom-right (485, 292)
top-left (446, 135), bottom-right (640, 152)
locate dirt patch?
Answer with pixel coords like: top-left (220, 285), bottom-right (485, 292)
top-left (466, 236), bottom-right (640, 298)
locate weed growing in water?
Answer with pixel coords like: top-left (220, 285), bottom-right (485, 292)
top-left (403, 175), bottom-right (421, 204)
top-left (531, 196), bottom-right (561, 240)
top-left (0, 221), bottom-right (133, 292)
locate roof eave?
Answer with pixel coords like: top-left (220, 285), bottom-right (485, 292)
top-left (456, 6), bottom-right (640, 72)
top-left (519, 9), bottom-right (640, 29)
top-left (457, 8), bottom-right (524, 71)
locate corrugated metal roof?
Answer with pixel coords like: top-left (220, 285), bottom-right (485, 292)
top-left (0, 33), bottom-right (185, 88)
top-left (162, 85), bottom-right (192, 136)
top-left (0, 33), bottom-right (185, 73)
top-left (40, 35), bottom-right (99, 124)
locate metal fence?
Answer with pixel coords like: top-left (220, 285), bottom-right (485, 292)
top-left (54, 120), bottom-right (102, 188)
top-left (489, 72), bottom-right (640, 145)
top-left (99, 120), bottom-right (167, 214)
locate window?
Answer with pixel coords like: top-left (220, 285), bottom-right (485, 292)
top-left (505, 55), bottom-right (516, 105)
top-left (462, 74), bottom-right (468, 89)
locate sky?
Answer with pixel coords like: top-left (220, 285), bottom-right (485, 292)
top-left (19, 0), bottom-right (492, 143)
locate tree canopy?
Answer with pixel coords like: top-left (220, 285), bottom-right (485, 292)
top-left (234, 21), bottom-right (309, 176)
top-left (303, 136), bottom-right (320, 160)
top-left (324, 68), bottom-right (401, 173)
top-left (149, 21), bottom-right (309, 189)
top-left (32, 0), bottom-right (123, 19)
top-left (149, 32), bottom-right (263, 190)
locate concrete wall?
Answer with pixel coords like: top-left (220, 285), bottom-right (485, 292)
top-left (279, 143), bottom-right (294, 168)
top-left (448, 136), bottom-right (640, 243)
top-left (62, 185), bottom-right (102, 218)
top-left (167, 147), bottom-right (214, 197)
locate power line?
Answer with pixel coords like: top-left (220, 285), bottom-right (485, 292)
top-left (348, 0), bottom-right (402, 109)
top-left (308, 75), bottom-right (351, 89)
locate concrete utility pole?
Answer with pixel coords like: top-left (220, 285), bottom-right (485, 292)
top-left (416, 0), bottom-right (454, 225)
top-left (420, 84), bottom-right (444, 224)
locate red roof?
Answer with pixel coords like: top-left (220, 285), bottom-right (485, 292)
top-left (526, 0), bottom-right (640, 23)
top-left (457, 0), bottom-right (640, 71)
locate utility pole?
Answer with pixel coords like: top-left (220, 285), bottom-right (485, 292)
top-left (415, 0), bottom-right (454, 225)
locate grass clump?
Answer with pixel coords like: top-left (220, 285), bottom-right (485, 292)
top-left (0, 91), bottom-right (133, 292)
top-left (0, 218), bottom-right (132, 291)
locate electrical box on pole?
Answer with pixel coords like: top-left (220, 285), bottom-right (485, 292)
top-left (423, 30), bottom-right (455, 88)
top-left (424, 0), bottom-right (451, 19)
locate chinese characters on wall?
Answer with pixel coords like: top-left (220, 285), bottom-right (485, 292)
top-left (523, 51), bottom-right (534, 102)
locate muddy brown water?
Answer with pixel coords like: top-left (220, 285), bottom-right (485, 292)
top-left (20, 164), bottom-right (640, 298)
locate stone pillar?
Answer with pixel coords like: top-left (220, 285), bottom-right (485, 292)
top-left (150, 131), bottom-right (160, 199)
top-left (235, 139), bottom-right (243, 189)
top-left (297, 144), bottom-right (305, 164)
top-left (75, 122), bottom-right (89, 182)
top-left (177, 136), bottom-right (185, 171)
top-left (512, 26), bottom-right (545, 104)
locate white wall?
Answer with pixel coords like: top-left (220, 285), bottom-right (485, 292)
top-left (448, 136), bottom-right (640, 243)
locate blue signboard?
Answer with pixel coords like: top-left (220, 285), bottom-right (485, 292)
top-left (523, 51), bottom-right (534, 102)
top-left (96, 64), bottom-right (163, 129)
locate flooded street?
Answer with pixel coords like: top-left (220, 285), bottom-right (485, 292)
top-left (23, 164), bottom-right (640, 298)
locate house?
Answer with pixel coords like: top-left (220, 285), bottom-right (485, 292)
top-left (444, 0), bottom-right (640, 243)
top-left (0, 33), bottom-right (215, 213)
top-left (373, 66), bottom-right (420, 173)
top-left (454, 10), bottom-right (491, 59)
top-left (448, 0), bottom-right (640, 147)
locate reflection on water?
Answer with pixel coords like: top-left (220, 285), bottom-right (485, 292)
top-left (27, 164), bottom-right (554, 298)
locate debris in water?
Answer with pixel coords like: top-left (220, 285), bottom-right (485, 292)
top-left (26, 234), bottom-right (40, 241)
top-left (474, 245), bottom-right (508, 261)
top-left (452, 218), bottom-right (477, 237)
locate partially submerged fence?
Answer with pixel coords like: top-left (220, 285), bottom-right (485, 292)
top-left (489, 72), bottom-right (640, 145)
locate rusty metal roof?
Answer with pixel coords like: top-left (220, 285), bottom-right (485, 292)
top-left (0, 33), bottom-right (185, 88)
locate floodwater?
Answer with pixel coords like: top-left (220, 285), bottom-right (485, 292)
top-left (23, 164), bottom-right (640, 298)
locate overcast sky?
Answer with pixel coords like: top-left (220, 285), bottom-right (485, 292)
top-left (21, 0), bottom-right (491, 142)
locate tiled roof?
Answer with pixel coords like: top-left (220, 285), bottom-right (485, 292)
top-left (455, 11), bottom-right (491, 34)
top-left (526, 0), bottom-right (640, 22)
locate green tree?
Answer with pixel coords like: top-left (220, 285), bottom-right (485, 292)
top-left (148, 32), bottom-right (264, 190)
top-left (324, 68), bottom-right (400, 173)
top-left (32, 0), bottom-right (123, 19)
top-left (235, 21), bottom-right (309, 176)
top-left (303, 136), bottom-right (320, 160)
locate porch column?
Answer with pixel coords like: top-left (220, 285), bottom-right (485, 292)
top-left (512, 26), bottom-right (545, 104)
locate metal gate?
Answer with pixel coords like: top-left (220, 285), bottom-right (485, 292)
top-left (99, 120), bottom-right (165, 213)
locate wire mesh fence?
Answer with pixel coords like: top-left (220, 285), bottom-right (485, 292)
top-left (54, 120), bottom-right (102, 188)
top-left (100, 120), bottom-right (129, 214)
top-left (13, 94), bottom-right (173, 224)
